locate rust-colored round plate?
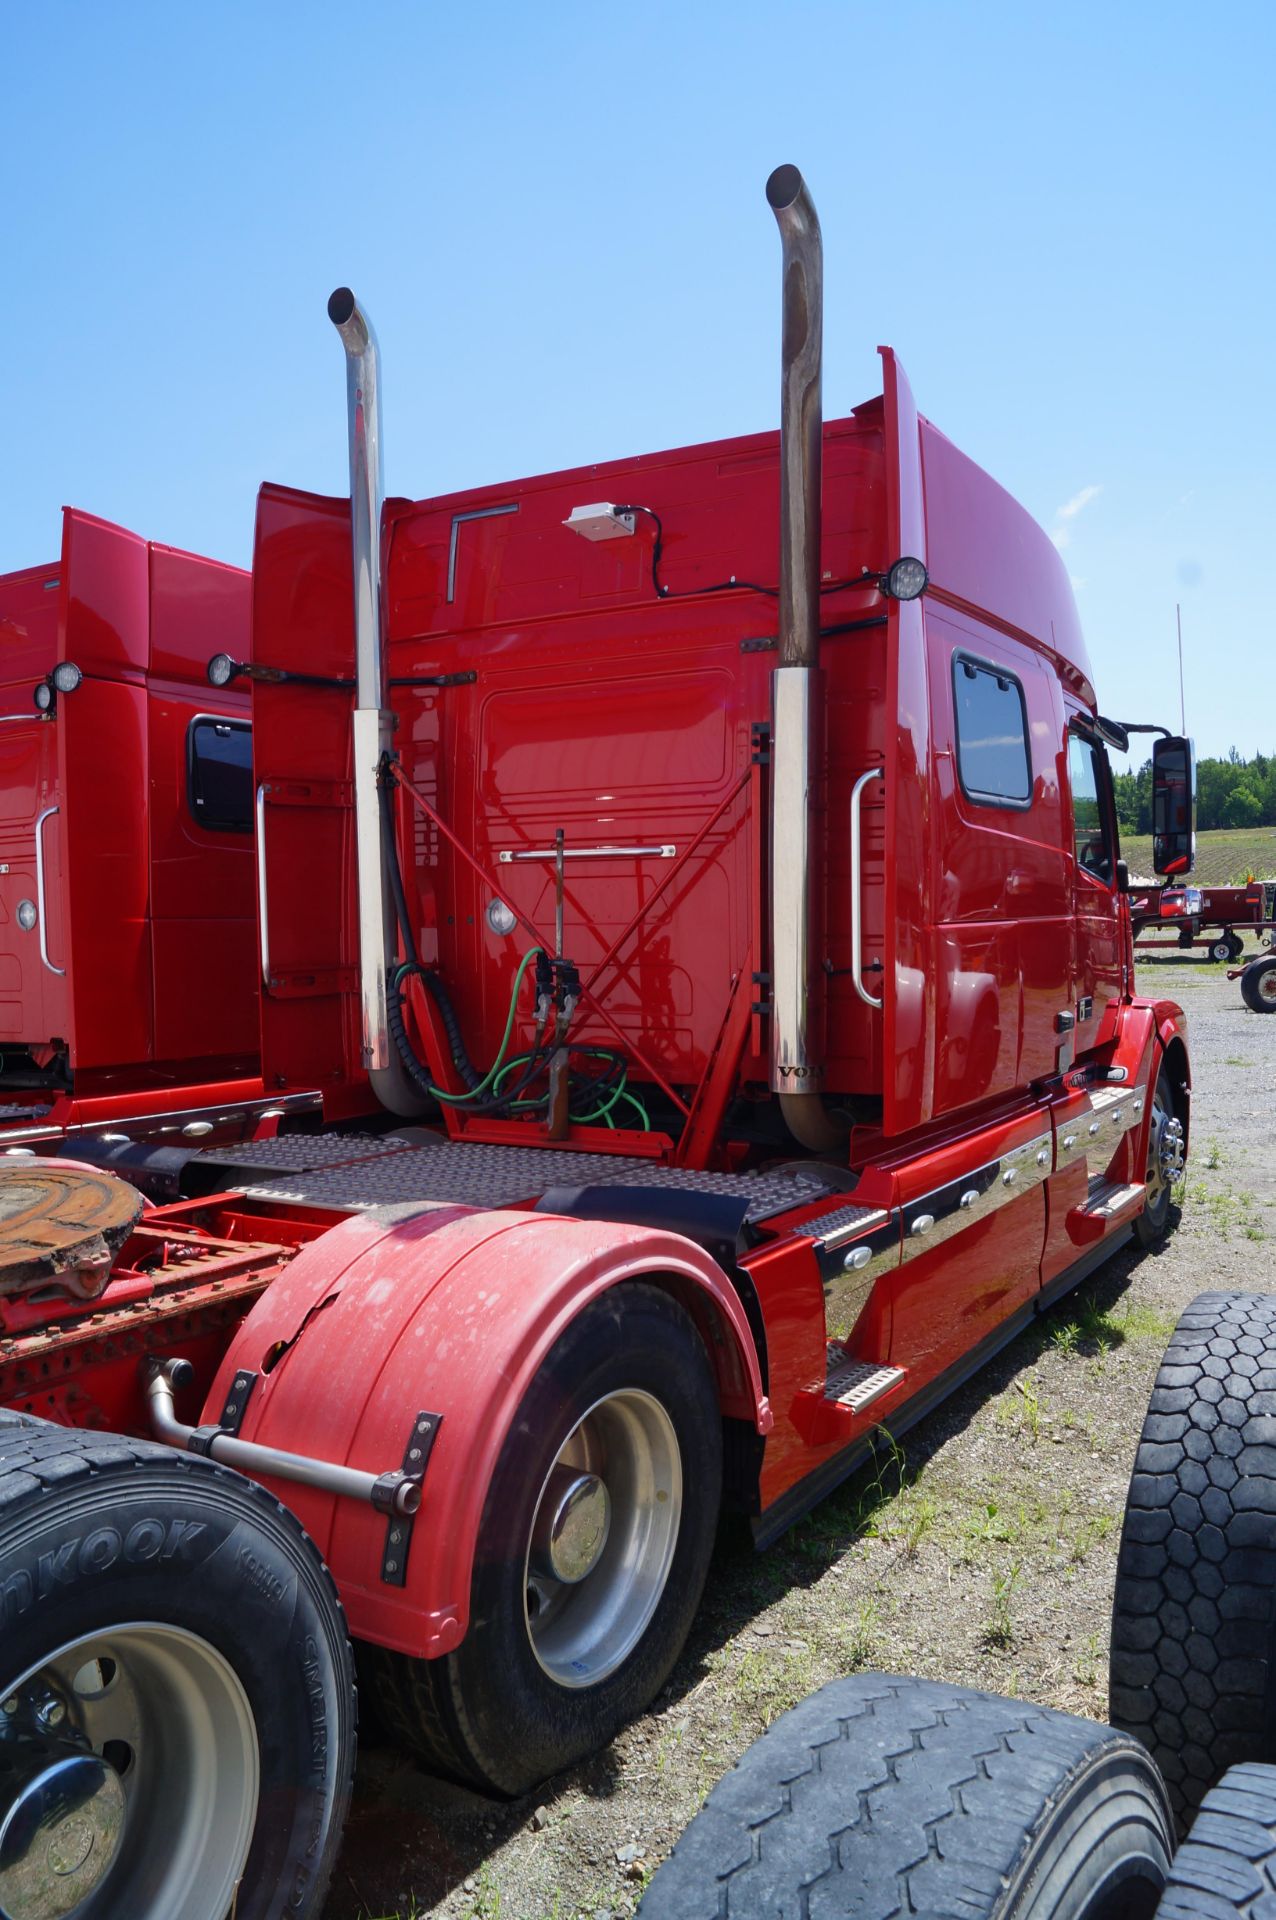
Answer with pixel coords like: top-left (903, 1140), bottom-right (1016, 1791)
top-left (0, 1159), bottom-right (144, 1300)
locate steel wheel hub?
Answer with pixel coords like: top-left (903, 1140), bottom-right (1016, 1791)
top-left (1260, 970), bottom-right (1276, 1005)
top-left (524, 1389), bottom-right (682, 1689)
top-left (0, 1626), bottom-right (258, 1920)
top-left (531, 1467), bottom-right (612, 1585)
top-left (1146, 1091), bottom-right (1185, 1207)
top-left (0, 1740), bottom-right (124, 1918)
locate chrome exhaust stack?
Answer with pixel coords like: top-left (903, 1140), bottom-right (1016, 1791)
top-left (765, 166), bottom-right (837, 1152)
top-left (329, 288), bottom-right (427, 1115)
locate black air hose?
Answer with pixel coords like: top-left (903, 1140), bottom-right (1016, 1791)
top-left (378, 772), bottom-right (481, 1092)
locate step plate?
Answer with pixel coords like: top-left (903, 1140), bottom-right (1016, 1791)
top-left (1080, 1176), bottom-right (1145, 1221)
top-left (823, 1358), bottom-right (906, 1412)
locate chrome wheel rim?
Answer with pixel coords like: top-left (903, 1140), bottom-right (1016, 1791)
top-left (0, 1624), bottom-right (259, 1920)
top-left (1146, 1085), bottom-right (1185, 1210)
top-left (524, 1389), bottom-right (682, 1689)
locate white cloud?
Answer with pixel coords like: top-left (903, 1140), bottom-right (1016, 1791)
top-left (1057, 484), bottom-right (1103, 522)
top-left (1049, 483), bottom-right (1102, 551)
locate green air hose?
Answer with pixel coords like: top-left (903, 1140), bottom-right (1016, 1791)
top-left (394, 946), bottom-right (544, 1104)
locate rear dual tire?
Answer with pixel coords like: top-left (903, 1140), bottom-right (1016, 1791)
top-left (367, 1282), bottom-right (722, 1795)
top-left (0, 1422), bottom-right (354, 1920)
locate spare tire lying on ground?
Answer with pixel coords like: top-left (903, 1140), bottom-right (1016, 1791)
top-left (638, 1670), bottom-right (1175, 1919)
top-left (1157, 1762), bottom-right (1276, 1917)
top-left (1110, 1291), bottom-right (1276, 1835)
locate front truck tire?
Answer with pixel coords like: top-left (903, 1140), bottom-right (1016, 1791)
top-left (1111, 1292), bottom-right (1276, 1835)
top-left (637, 1672), bottom-right (1174, 1919)
top-left (368, 1281), bottom-right (723, 1795)
top-left (0, 1420), bottom-right (355, 1920)
top-left (1134, 1062), bottom-right (1186, 1251)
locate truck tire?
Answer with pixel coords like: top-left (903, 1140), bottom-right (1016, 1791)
top-left (1133, 1063), bottom-right (1184, 1250)
top-left (1241, 955), bottom-right (1276, 1012)
top-left (1111, 1293), bottom-right (1276, 1835)
top-left (367, 1281), bottom-right (722, 1794)
top-left (1154, 1761), bottom-right (1276, 1917)
top-left (637, 1672), bottom-right (1174, 1919)
top-left (0, 1419), bottom-right (355, 1920)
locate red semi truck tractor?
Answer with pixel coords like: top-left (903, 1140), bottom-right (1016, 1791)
top-left (0, 170), bottom-right (1195, 1918)
top-left (0, 509), bottom-right (319, 1152)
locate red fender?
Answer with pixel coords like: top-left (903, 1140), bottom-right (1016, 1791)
top-left (1110, 996), bottom-right (1190, 1180)
top-left (199, 1206), bottom-right (771, 1656)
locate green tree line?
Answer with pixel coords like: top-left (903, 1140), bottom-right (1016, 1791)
top-left (1114, 750), bottom-right (1276, 833)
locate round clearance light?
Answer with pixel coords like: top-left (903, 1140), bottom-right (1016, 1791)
top-left (33, 681), bottom-right (53, 712)
top-left (16, 900), bottom-right (37, 932)
top-left (486, 898), bottom-right (517, 938)
top-left (50, 661), bottom-right (83, 694)
top-left (885, 556), bottom-right (929, 601)
top-left (206, 652), bottom-right (238, 689)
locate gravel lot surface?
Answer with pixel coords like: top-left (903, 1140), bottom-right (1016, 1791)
top-left (323, 951), bottom-right (1276, 1920)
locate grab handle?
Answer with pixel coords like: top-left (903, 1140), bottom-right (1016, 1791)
top-left (34, 805), bottom-right (64, 976)
top-left (849, 769), bottom-right (883, 1010)
top-left (255, 784), bottom-right (272, 986)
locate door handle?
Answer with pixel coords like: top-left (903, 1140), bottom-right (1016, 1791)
top-left (255, 784), bottom-right (272, 987)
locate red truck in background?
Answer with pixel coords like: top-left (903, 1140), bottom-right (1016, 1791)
top-left (0, 509), bottom-right (320, 1153)
top-left (0, 169), bottom-right (1199, 1919)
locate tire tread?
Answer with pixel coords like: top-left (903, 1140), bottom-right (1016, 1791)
top-left (638, 1670), bottom-right (1169, 1918)
top-left (1111, 1292), bottom-right (1276, 1834)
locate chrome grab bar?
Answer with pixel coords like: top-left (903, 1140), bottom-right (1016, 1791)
top-left (255, 783), bottom-right (272, 986)
top-left (498, 844), bottom-right (676, 864)
top-left (849, 769), bottom-right (883, 1010)
top-left (34, 804), bottom-right (64, 976)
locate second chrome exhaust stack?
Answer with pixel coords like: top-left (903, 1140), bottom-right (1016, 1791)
top-left (765, 166), bottom-right (839, 1153)
top-left (329, 287), bottom-right (428, 1117)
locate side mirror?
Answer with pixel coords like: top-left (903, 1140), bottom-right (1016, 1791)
top-left (1151, 734), bottom-right (1196, 876)
top-left (1115, 858), bottom-right (1130, 895)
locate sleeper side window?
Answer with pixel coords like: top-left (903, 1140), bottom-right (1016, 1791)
top-left (187, 716), bottom-right (252, 834)
top-left (1067, 733), bottom-right (1114, 885)
top-left (952, 655), bottom-right (1032, 807)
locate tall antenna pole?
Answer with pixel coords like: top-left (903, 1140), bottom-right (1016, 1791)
top-left (1176, 602), bottom-right (1186, 734)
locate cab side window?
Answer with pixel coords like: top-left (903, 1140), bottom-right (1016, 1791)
top-left (952, 655), bottom-right (1032, 807)
top-left (1068, 733), bottom-right (1113, 885)
top-left (188, 717), bottom-right (252, 833)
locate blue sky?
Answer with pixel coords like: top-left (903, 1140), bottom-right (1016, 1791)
top-left (7, 1), bottom-right (1272, 759)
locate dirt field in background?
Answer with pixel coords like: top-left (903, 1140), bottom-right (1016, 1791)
top-left (323, 947), bottom-right (1276, 1920)
top-left (1122, 824), bottom-right (1276, 885)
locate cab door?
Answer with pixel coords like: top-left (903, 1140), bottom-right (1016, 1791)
top-left (1064, 718), bottom-right (1124, 1053)
top-left (0, 712), bottom-right (70, 1059)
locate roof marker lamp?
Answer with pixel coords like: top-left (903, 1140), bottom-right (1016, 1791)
top-left (884, 556), bottom-right (928, 601)
top-left (206, 652), bottom-right (244, 689)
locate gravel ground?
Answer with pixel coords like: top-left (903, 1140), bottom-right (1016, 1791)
top-left (323, 950), bottom-right (1276, 1920)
